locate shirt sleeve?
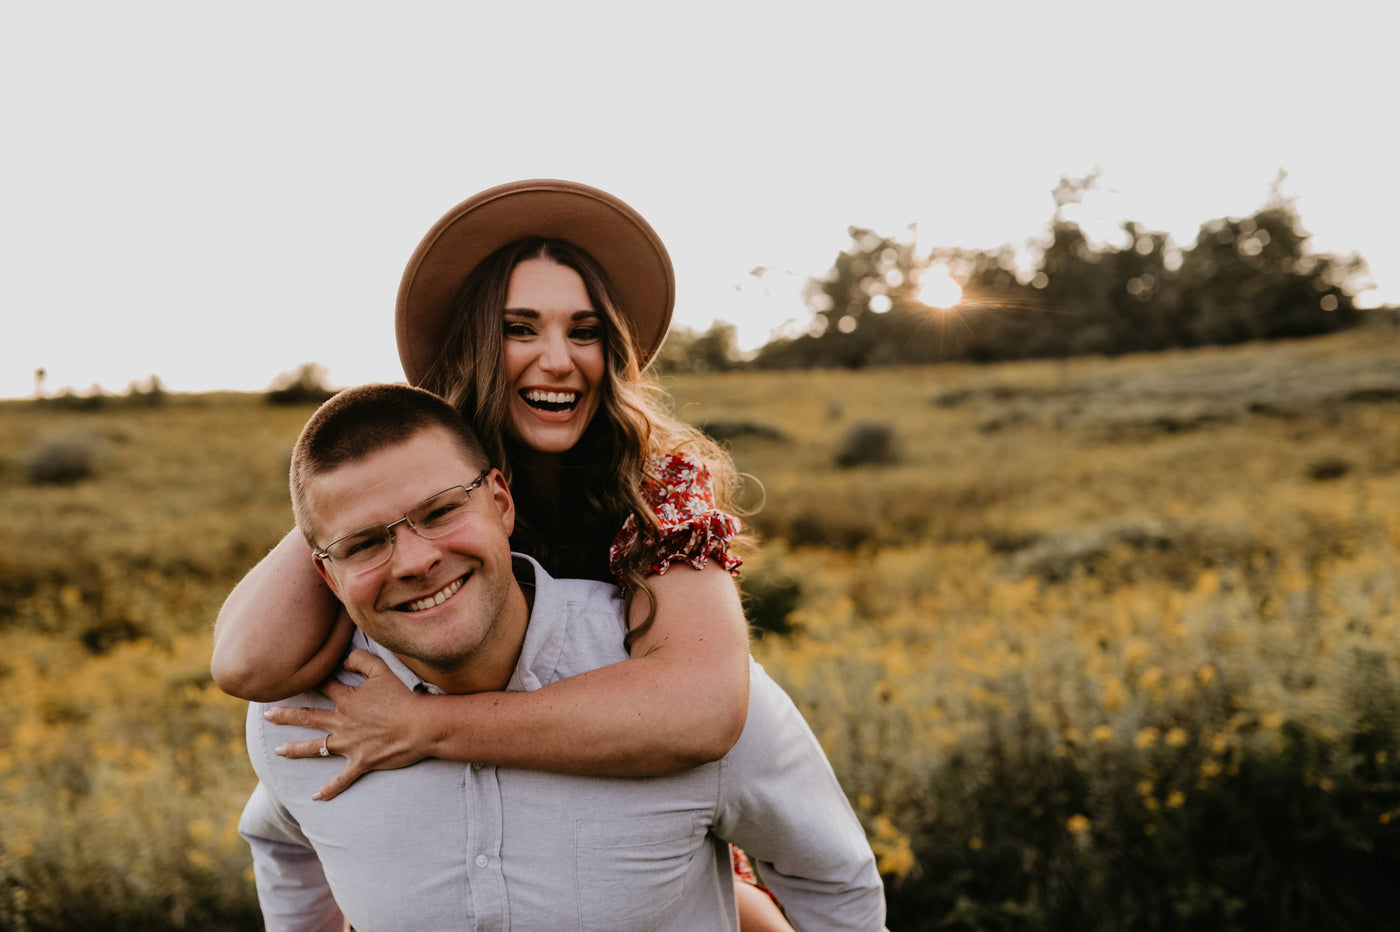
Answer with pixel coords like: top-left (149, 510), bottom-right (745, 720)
top-left (713, 663), bottom-right (889, 931)
top-left (609, 452), bottom-right (743, 579)
top-left (238, 783), bottom-right (346, 932)
top-left (238, 705), bottom-right (346, 932)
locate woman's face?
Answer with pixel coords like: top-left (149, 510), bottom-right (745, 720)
top-left (500, 257), bottom-right (607, 455)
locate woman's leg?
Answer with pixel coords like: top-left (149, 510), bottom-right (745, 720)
top-left (735, 877), bottom-right (793, 931)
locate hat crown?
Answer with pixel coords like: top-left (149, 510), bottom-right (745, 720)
top-left (396, 179), bottom-right (675, 386)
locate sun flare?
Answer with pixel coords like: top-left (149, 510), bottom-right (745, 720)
top-left (916, 267), bottom-right (963, 310)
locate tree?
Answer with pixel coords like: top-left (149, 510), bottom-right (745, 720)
top-left (654, 321), bottom-right (742, 374)
top-left (755, 173), bottom-right (1369, 371)
top-left (1177, 202), bottom-right (1362, 345)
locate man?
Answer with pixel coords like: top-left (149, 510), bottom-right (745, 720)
top-left (238, 383), bottom-right (886, 932)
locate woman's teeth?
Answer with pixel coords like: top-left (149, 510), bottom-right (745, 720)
top-left (405, 577), bottom-right (464, 612)
top-left (524, 390), bottom-right (578, 410)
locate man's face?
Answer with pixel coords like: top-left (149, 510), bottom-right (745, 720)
top-left (306, 426), bottom-right (526, 692)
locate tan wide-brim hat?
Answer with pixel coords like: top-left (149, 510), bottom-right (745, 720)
top-left (396, 179), bottom-right (676, 386)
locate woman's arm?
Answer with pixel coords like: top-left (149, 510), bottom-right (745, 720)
top-left (211, 528), bottom-right (355, 702)
top-left (268, 561), bottom-right (752, 800)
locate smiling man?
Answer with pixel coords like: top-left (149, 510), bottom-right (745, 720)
top-left (237, 383), bottom-right (886, 932)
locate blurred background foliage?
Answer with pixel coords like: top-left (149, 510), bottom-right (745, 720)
top-left (3, 327), bottom-right (1399, 929)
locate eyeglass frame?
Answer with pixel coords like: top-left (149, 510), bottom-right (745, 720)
top-left (312, 468), bottom-right (493, 575)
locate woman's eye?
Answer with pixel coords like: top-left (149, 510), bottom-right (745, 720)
top-left (504, 322), bottom-right (534, 338)
top-left (571, 326), bottom-right (600, 341)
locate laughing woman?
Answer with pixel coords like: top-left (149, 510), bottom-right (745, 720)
top-left (212, 180), bottom-right (792, 930)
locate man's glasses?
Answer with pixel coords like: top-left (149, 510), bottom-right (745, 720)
top-left (313, 469), bottom-right (492, 575)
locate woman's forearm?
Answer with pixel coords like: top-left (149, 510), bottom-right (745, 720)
top-left (430, 562), bottom-right (752, 773)
top-left (273, 563), bottom-right (753, 790)
top-left (211, 528), bottom-right (352, 702)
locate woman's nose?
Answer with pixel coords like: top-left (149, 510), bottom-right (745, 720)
top-left (538, 332), bottom-right (574, 375)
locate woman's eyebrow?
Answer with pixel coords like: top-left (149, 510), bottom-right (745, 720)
top-left (501, 308), bottom-right (598, 319)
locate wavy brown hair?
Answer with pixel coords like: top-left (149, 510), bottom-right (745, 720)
top-left (420, 237), bottom-right (747, 649)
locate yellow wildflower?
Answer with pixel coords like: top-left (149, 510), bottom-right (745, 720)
top-left (1123, 640), bottom-right (1151, 667)
top-left (872, 814), bottom-right (902, 842)
top-left (1102, 677), bottom-right (1128, 712)
top-left (1066, 814), bottom-right (1091, 834)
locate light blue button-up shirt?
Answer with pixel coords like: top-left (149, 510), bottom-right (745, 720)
top-left (240, 555), bottom-right (886, 931)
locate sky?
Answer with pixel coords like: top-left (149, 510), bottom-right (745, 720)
top-left (3, 1), bottom-right (1395, 399)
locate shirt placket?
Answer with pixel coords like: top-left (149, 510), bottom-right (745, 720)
top-left (465, 760), bottom-right (509, 931)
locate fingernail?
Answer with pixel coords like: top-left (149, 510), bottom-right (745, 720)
top-left (274, 744), bottom-right (286, 756)
top-left (311, 792), bottom-right (323, 801)
top-left (263, 710), bottom-right (275, 720)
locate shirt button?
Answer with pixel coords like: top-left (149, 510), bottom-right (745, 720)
top-left (474, 854), bottom-right (489, 869)
top-left (471, 761), bottom-right (484, 771)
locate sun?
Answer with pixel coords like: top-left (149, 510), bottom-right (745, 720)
top-left (916, 266), bottom-right (963, 310)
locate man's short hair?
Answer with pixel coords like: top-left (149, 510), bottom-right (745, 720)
top-left (290, 383), bottom-right (491, 545)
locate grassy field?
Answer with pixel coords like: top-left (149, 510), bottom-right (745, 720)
top-left (2, 328), bottom-right (1399, 930)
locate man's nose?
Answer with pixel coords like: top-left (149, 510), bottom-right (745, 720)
top-left (387, 523), bottom-right (441, 577)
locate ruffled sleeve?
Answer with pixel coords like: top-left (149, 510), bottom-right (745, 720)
top-left (610, 452), bottom-right (742, 579)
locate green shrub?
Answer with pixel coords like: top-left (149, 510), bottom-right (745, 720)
top-left (265, 363), bottom-right (335, 406)
top-left (698, 420), bottom-right (788, 443)
top-left (834, 421), bottom-right (900, 468)
top-left (24, 432), bottom-right (101, 484)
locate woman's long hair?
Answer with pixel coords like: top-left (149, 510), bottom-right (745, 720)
top-left (420, 237), bottom-right (746, 649)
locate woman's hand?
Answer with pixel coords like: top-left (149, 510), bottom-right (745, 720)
top-left (266, 649), bottom-right (432, 801)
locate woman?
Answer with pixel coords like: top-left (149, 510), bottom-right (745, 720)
top-left (212, 180), bottom-right (790, 929)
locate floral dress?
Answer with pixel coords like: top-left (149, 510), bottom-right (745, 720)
top-left (610, 452), bottom-right (743, 579)
top-left (610, 453), bottom-right (777, 900)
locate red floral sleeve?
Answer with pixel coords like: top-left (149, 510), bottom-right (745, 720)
top-left (609, 452), bottom-right (742, 579)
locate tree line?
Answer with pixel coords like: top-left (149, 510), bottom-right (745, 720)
top-left (658, 175), bottom-right (1376, 373)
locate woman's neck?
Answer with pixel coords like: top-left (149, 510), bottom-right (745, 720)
top-left (506, 443), bottom-right (564, 505)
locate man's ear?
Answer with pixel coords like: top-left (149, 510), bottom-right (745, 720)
top-left (486, 468), bottom-right (515, 537)
top-left (312, 552), bottom-right (341, 598)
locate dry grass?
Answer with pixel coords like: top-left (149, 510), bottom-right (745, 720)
top-left (2, 329), bottom-right (1399, 928)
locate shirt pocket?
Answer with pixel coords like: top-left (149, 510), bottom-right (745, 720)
top-left (574, 812), bottom-right (702, 931)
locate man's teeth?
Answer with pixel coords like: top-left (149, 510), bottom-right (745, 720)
top-left (524, 390), bottom-right (578, 405)
top-left (405, 578), bottom-right (464, 613)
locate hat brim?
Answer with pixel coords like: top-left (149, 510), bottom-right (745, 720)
top-left (396, 179), bottom-right (675, 386)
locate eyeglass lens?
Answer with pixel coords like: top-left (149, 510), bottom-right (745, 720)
top-left (322, 472), bottom-right (487, 573)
